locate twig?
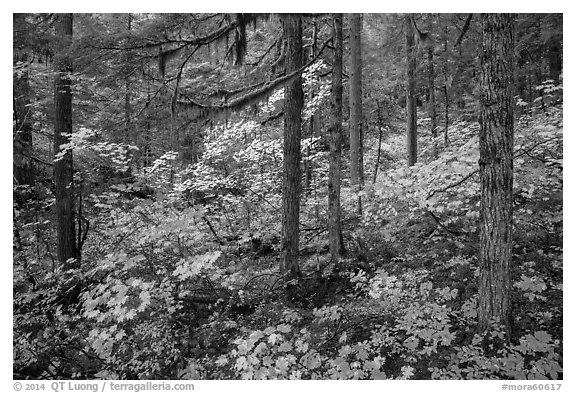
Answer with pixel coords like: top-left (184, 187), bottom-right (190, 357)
top-left (426, 136), bottom-right (561, 200)
top-left (454, 14), bottom-right (473, 48)
top-left (203, 215), bottom-right (224, 245)
top-left (427, 209), bottom-right (463, 236)
top-left (427, 170), bottom-right (478, 200)
top-left (248, 38), bottom-right (279, 67)
top-left (260, 111), bottom-right (284, 125)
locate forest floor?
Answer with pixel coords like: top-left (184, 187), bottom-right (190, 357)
top-left (14, 106), bottom-right (563, 380)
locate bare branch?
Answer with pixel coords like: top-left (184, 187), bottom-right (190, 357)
top-left (454, 14), bottom-right (473, 48)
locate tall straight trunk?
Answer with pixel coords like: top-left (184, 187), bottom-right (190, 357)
top-left (280, 14), bottom-right (303, 281)
top-left (405, 15), bottom-right (418, 166)
top-left (373, 103), bottom-right (384, 184)
top-left (305, 18), bottom-right (318, 193)
top-left (13, 14), bottom-right (34, 185)
top-left (478, 13), bottom-right (515, 336)
top-left (428, 46), bottom-right (437, 139)
top-left (349, 13), bottom-right (363, 190)
top-left (443, 21), bottom-right (450, 146)
top-left (124, 14), bottom-right (133, 138)
top-left (143, 62), bottom-right (152, 167)
top-left (53, 13), bottom-right (78, 267)
top-left (328, 14), bottom-right (344, 264)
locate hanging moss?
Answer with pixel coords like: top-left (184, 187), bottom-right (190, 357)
top-left (157, 16), bottom-right (256, 76)
top-left (177, 37), bottom-right (331, 120)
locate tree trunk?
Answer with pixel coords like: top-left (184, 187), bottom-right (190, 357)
top-left (349, 13), bottom-right (363, 193)
top-left (443, 21), bottom-right (450, 146)
top-left (280, 14), bottom-right (303, 282)
top-left (405, 15), bottom-right (418, 166)
top-left (328, 13), bottom-right (344, 265)
top-left (124, 14), bottom-right (133, 138)
top-left (143, 62), bottom-right (152, 167)
top-left (428, 46), bottom-right (437, 139)
top-left (478, 13), bottom-right (515, 336)
top-left (547, 37), bottom-right (562, 84)
top-left (305, 19), bottom-right (318, 193)
top-left (13, 14), bottom-right (34, 186)
top-left (373, 103), bottom-right (384, 184)
top-left (53, 13), bottom-right (78, 268)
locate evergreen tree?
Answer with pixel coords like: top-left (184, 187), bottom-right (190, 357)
top-left (280, 14), bottom-right (303, 284)
top-left (478, 13), bottom-right (515, 335)
top-left (349, 13), bottom-right (364, 190)
top-left (405, 14), bottom-right (417, 166)
top-left (13, 14), bottom-right (34, 185)
top-left (328, 14), bottom-right (344, 264)
top-left (53, 13), bottom-right (78, 267)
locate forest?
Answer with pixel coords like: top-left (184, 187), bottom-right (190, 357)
top-left (13, 13), bottom-right (563, 380)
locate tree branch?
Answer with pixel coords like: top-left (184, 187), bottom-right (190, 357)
top-left (177, 37), bottom-right (332, 119)
top-left (454, 14), bottom-right (473, 48)
top-left (427, 209), bottom-right (463, 236)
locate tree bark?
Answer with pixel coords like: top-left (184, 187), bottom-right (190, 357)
top-left (349, 13), bottom-right (363, 190)
top-left (443, 20), bottom-right (450, 146)
top-left (373, 102), bottom-right (384, 184)
top-left (280, 14), bottom-right (303, 282)
top-left (478, 13), bottom-right (515, 336)
top-left (328, 14), bottom-right (344, 265)
top-left (428, 46), bottom-right (437, 139)
top-left (53, 13), bottom-right (78, 268)
top-left (304, 19), bottom-right (318, 193)
top-left (13, 14), bottom-right (34, 186)
top-left (547, 37), bottom-right (562, 84)
top-left (405, 15), bottom-right (418, 166)
top-left (124, 14), bottom-right (133, 138)
top-left (143, 62), bottom-right (152, 167)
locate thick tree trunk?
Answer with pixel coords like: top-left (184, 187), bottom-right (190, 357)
top-left (405, 15), bottom-right (417, 166)
top-left (280, 14), bottom-right (303, 282)
top-left (13, 13), bottom-right (34, 186)
top-left (328, 14), bottom-right (344, 265)
top-left (349, 13), bottom-right (363, 190)
top-left (478, 13), bottom-right (515, 336)
top-left (53, 13), bottom-right (78, 268)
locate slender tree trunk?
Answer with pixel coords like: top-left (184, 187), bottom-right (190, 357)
top-left (443, 21), bottom-right (450, 146)
top-left (143, 62), bottom-right (152, 167)
top-left (527, 71), bottom-right (533, 107)
top-left (373, 103), bottom-right (384, 184)
top-left (428, 46), bottom-right (437, 139)
top-left (13, 14), bottom-right (34, 186)
top-left (405, 15), bottom-right (418, 166)
top-left (53, 13), bottom-right (78, 268)
top-left (305, 18), bottom-right (318, 193)
top-left (328, 13), bottom-right (344, 264)
top-left (349, 13), bottom-right (364, 194)
top-left (478, 13), bottom-right (515, 336)
top-left (280, 14), bottom-right (303, 282)
top-left (124, 14), bottom-right (132, 138)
